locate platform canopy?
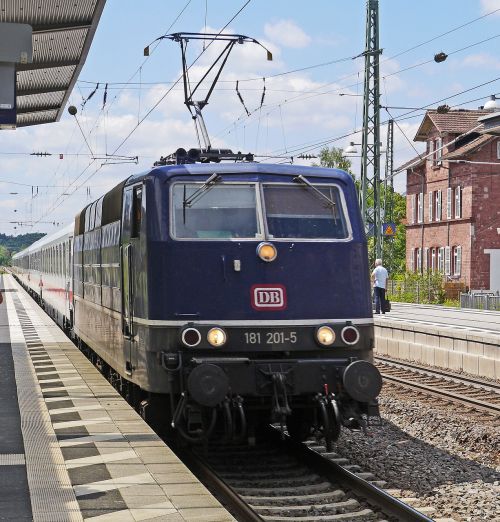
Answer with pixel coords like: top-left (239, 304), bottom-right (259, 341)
top-left (0, 0), bottom-right (106, 127)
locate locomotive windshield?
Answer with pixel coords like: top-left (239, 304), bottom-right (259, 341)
top-left (263, 184), bottom-right (348, 239)
top-left (171, 180), bottom-right (349, 240)
top-left (172, 183), bottom-right (261, 239)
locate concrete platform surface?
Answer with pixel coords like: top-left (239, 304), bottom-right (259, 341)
top-left (0, 274), bottom-right (234, 522)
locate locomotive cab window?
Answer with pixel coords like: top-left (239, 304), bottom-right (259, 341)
top-left (172, 182), bottom-right (261, 239)
top-left (262, 184), bottom-right (348, 239)
top-left (131, 186), bottom-right (143, 238)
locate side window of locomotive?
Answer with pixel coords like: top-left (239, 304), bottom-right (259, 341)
top-left (262, 184), bottom-right (348, 239)
top-left (172, 183), bottom-right (260, 239)
top-left (131, 186), bottom-right (142, 238)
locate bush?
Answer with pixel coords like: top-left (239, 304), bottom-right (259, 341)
top-left (386, 271), bottom-right (446, 305)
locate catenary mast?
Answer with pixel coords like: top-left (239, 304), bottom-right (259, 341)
top-left (360, 0), bottom-right (382, 260)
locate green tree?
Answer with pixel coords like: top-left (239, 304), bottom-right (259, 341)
top-left (0, 245), bottom-right (11, 266)
top-left (315, 146), bottom-right (406, 274)
top-left (317, 146), bottom-right (354, 178)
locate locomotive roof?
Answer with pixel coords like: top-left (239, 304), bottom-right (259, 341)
top-left (127, 162), bottom-right (353, 185)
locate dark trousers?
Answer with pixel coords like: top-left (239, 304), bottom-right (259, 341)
top-left (374, 287), bottom-right (386, 314)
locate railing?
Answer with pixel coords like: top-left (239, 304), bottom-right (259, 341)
top-left (460, 292), bottom-right (500, 311)
top-left (386, 279), bottom-right (442, 304)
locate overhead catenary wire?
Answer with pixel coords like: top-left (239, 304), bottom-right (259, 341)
top-left (31, 0), bottom-right (254, 227)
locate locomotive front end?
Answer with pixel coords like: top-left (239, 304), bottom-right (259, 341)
top-left (154, 163), bottom-right (381, 446)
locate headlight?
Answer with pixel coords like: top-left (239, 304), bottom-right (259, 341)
top-left (207, 327), bottom-right (227, 347)
top-left (181, 327), bottom-right (201, 347)
top-left (257, 242), bottom-right (277, 262)
top-left (341, 325), bottom-right (360, 345)
top-left (316, 326), bottom-right (335, 346)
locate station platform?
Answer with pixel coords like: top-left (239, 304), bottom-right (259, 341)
top-left (0, 274), bottom-right (234, 522)
top-left (374, 303), bottom-right (500, 380)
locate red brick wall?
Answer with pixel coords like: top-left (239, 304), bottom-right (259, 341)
top-left (405, 131), bottom-right (500, 289)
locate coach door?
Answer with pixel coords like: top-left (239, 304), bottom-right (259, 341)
top-left (122, 184), bottom-right (143, 376)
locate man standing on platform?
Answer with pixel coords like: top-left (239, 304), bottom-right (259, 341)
top-left (371, 259), bottom-right (388, 315)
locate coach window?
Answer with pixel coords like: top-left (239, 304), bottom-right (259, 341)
top-left (131, 186), bottom-right (143, 238)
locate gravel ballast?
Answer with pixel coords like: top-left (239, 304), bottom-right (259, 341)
top-left (332, 384), bottom-right (500, 521)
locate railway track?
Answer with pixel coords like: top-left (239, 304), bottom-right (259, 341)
top-left (376, 356), bottom-right (500, 416)
top-left (177, 427), bottom-right (433, 522)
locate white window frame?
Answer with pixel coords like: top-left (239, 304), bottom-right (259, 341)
top-left (438, 247), bottom-right (444, 272)
top-left (497, 141), bottom-right (500, 160)
top-left (436, 190), bottom-right (442, 222)
top-left (417, 192), bottom-right (423, 223)
top-left (409, 249), bottom-right (414, 272)
top-left (453, 246), bottom-right (462, 276)
top-left (416, 247), bottom-right (422, 272)
top-left (431, 247), bottom-right (436, 271)
top-left (446, 187), bottom-right (452, 220)
top-left (429, 140), bottom-right (435, 166)
top-left (428, 190), bottom-right (433, 221)
top-left (444, 246), bottom-right (451, 276)
top-left (423, 247), bottom-right (429, 271)
top-left (454, 186), bottom-right (461, 218)
top-left (435, 137), bottom-right (443, 166)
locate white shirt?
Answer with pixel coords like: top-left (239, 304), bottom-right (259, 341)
top-left (372, 266), bottom-right (388, 289)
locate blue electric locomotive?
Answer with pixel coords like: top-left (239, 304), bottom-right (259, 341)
top-left (13, 151), bottom-right (381, 446)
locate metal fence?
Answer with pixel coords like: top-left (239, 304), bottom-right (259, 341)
top-left (460, 292), bottom-right (500, 311)
top-left (386, 279), bottom-right (442, 304)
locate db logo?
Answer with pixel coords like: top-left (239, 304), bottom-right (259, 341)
top-left (251, 284), bottom-right (287, 311)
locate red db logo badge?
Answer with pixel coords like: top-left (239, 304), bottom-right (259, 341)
top-left (251, 284), bottom-right (287, 311)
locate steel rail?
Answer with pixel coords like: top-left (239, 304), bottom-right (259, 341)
top-left (380, 372), bottom-right (500, 415)
top-left (266, 426), bottom-right (434, 522)
top-left (176, 447), bottom-right (263, 522)
top-left (376, 356), bottom-right (500, 392)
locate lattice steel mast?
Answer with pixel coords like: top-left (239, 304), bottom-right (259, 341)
top-left (360, 0), bottom-right (382, 260)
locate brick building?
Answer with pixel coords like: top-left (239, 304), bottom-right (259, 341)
top-left (400, 108), bottom-right (500, 291)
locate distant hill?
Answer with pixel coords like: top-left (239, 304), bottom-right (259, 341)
top-left (0, 232), bottom-right (46, 265)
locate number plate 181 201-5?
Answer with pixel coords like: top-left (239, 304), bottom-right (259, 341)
top-left (242, 329), bottom-right (298, 347)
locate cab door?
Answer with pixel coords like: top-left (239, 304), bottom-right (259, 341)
top-left (121, 184), bottom-right (143, 376)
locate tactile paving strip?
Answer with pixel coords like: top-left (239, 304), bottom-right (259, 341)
top-left (8, 291), bottom-right (83, 522)
top-left (0, 454), bottom-right (26, 465)
top-left (6, 277), bottom-right (235, 522)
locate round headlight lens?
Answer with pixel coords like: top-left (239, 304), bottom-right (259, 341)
top-left (182, 327), bottom-right (201, 347)
top-left (341, 326), bottom-right (360, 345)
top-left (316, 326), bottom-right (335, 346)
top-left (207, 327), bottom-right (227, 347)
top-left (257, 242), bottom-right (277, 262)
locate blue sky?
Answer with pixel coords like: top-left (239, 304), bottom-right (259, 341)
top-left (2, 0), bottom-right (500, 235)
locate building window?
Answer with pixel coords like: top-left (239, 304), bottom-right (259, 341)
top-left (497, 140), bottom-right (500, 159)
top-left (454, 186), bottom-right (461, 218)
top-left (431, 248), bottom-right (437, 271)
top-left (416, 247), bottom-right (422, 272)
top-left (436, 190), bottom-right (442, 221)
top-left (428, 191), bottom-right (433, 221)
top-left (429, 139), bottom-right (434, 163)
top-left (444, 246), bottom-right (451, 276)
top-left (417, 192), bottom-right (423, 223)
top-left (435, 137), bottom-right (442, 165)
top-left (424, 247), bottom-right (429, 271)
top-left (409, 194), bottom-right (416, 224)
top-left (446, 187), bottom-right (452, 220)
top-left (453, 246), bottom-right (462, 276)
top-left (438, 247), bottom-right (444, 273)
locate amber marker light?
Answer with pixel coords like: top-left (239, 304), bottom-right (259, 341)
top-left (316, 326), bottom-right (335, 346)
top-left (207, 327), bottom-right (227, 347)
top-left (257, 242), bottom-right (277, 262)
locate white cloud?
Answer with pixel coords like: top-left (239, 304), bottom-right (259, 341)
top-left (480, 0), bottom-right (500, 15)
top-left (460, 52), bottom-right (500, 69)
top-left (264, 20), bottom-right (312, 49)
